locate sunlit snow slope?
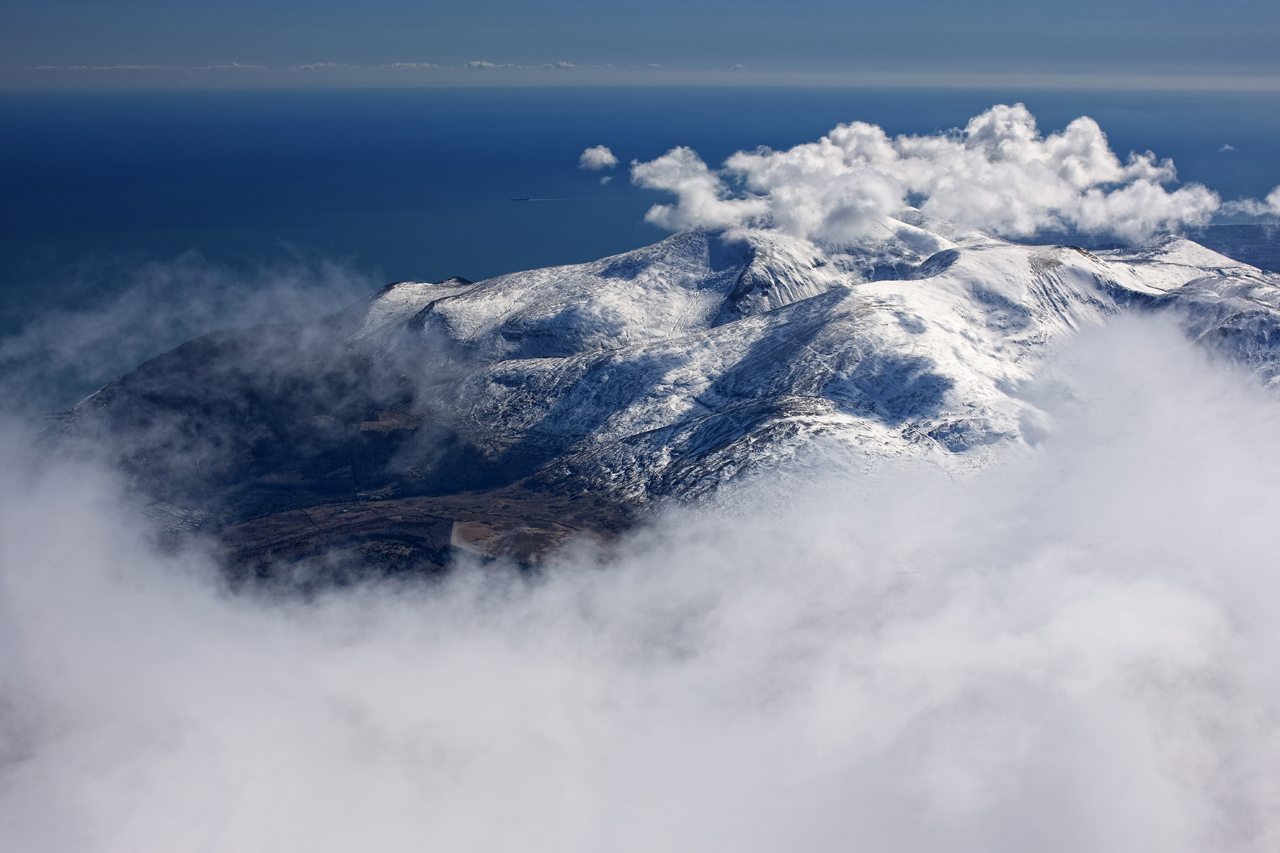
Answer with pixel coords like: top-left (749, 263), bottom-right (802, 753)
top-left (340, 216), bottom-right (1276, 500)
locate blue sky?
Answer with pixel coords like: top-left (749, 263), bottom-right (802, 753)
top-left (4, 0), bottom-right (1280, 88)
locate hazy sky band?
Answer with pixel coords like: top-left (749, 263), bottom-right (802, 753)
top-left (4, 0), bottom-right (1279, 85)
top-left (6, 66), bottom-right (1280, 93)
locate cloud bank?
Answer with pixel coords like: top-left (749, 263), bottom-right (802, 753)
top-left (631, 103), bottom-right (1280, 244)
top-left (1, 316), bottom-right (1280, 851)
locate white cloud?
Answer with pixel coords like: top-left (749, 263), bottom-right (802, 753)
top-left (630, 146), bottom-right (768, 230)
top-left (1220, 143), bottom-right (1236, 152)
top-left (631, 103), bottom-right (1228, 244)
top-left (1223, 185), bottom-right (1280, 218)
top-left (579, 145), bottom-right (618, 170)
top-left (2, 317), bottom-right (1280, 850)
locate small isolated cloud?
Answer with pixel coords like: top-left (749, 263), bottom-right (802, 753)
top-left (1220, 143), bottom-right (1236, 152)
top-left (579, 145), bottom-right (618, 170)
top-left (600, 175), bottom-right (612, 185)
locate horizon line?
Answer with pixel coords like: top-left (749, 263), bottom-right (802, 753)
top-left (4, 64), bottom-right (1280, 93)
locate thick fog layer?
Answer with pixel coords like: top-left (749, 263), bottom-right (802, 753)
top-left (1, 316), bottom-right (1278, 852)
top-left (631, 103), bottom-right (1280, 244)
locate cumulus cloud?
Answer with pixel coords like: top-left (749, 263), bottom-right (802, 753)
top-left (2, 315), bottom-right (1280, 850)
top-left (631, 103), bottom-right (1231, 244)
top-left (579, 145), bottom-right (618, 170)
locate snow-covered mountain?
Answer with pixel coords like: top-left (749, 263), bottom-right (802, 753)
top-left (61, 215), bottom-right (1280, 574)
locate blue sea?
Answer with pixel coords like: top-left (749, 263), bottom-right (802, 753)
top-left (2, 86), bottom-right (1279, 336)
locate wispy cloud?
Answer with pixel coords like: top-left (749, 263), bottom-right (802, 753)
top-left (0, 251), bottom-right (374, 415)
top-left (1222, 186), bottom-right (1280, 218)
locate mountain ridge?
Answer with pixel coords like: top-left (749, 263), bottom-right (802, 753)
top-left (57, 216), bottom-right (1280, 580)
